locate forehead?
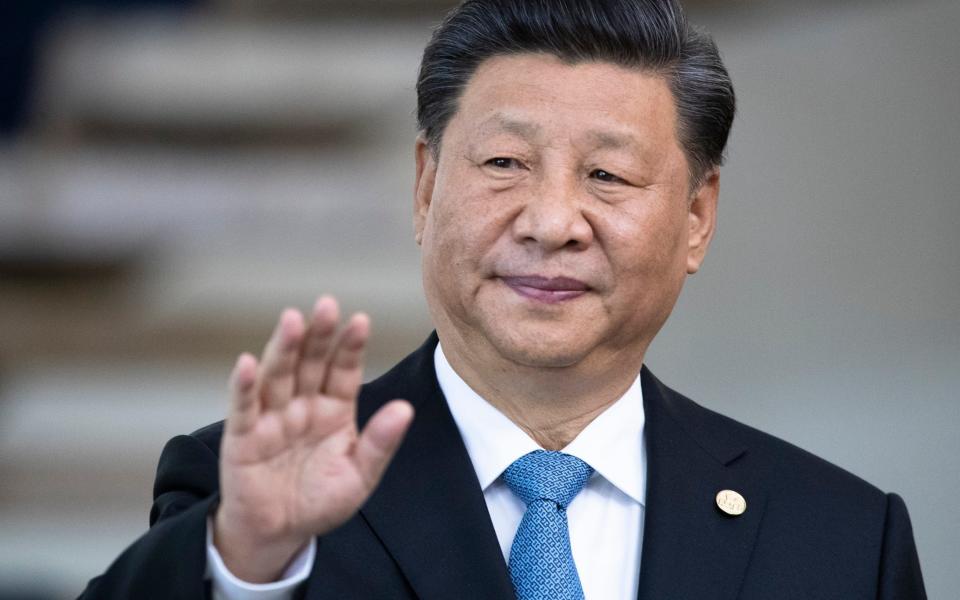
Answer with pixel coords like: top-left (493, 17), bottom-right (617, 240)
top-left (448, 53), bottom-right (681, 156)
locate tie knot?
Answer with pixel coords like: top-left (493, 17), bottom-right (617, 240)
top-left (503, 450), bottom-right (593, 509)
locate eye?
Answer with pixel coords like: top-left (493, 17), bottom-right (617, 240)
top-left (486, 157), bottom-right (523, 170)
top-left (591, 169), bottom-right (624, 184)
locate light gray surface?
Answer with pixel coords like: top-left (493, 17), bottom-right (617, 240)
top-left (651, 0), bottom-right (960, 594)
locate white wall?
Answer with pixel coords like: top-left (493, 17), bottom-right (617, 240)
top-left (652, 0), bottom-right (960, 595)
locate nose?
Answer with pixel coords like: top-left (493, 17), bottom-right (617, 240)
top-left (511, 175), bottom-right (594, 252)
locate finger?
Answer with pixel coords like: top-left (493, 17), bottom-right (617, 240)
top-left (227, 353), bottom-right (259, 435)
top-left (282, 398), bottom-right (310, 439)
top-left (320, 313), bottom-right (370, 401)
top-left (258, 308), bottom-right (306, 410)
top-left (353, 400), bottom-right (414, 489)
top-left (294, 296), bottom-right (339, 396)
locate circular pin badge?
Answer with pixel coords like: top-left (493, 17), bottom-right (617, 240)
top-left (716, 489), bottom-right (747, 516)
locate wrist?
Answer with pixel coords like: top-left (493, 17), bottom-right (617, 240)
top-left (213, 505), bottom-right (311, 583)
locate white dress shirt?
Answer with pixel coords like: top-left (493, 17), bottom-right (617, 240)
top-left (206, 343), bottom-right (647, 599)
top-left (436, 344), bottom-right (647, 600)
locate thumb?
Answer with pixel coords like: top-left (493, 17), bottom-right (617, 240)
top-left (353, 400), bottom-right (414, 488)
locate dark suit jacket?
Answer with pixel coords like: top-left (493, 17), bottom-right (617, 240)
top-left (80, 333), bottom-right (926, 599)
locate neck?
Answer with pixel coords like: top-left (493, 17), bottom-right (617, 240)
top-left (439, 336), bottom-right (644, 451)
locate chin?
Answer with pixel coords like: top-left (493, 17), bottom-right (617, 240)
top-left (483, 321), bottom-right (597, 369)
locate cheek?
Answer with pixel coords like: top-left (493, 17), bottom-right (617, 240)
top-left (609, 201), bottom-right (687, 267)
top-left (597, 201), bottom-right (690, 322)
top-left (429, 178), bottom-right (515, 270)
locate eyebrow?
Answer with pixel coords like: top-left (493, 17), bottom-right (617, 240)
top-left (474, 113), bottom-right (643, 153)
top-left (583, 129), bottom-right (637, 150)
top-left (476, 114), bottom-right (543, 141)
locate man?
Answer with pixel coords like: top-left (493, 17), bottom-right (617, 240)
top-left (81, 1), bottom-right (926, 598)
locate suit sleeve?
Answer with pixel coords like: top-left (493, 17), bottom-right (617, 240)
top-left (78, 434), bottom-right (221, 599)
top-left (877, 493), bottom-right (926, 600)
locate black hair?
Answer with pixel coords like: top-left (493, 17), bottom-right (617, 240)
top-left (416, 0), bottom-right (735, 187)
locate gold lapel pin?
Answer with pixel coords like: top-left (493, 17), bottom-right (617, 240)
top-left (716, 489), bottom-right (747, 516)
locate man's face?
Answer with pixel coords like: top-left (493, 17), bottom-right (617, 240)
top-left (414, 54), bottom-right (717, 373)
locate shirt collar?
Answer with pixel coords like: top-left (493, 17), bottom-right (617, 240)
top-left (435, 343), bottom-right (646, 506)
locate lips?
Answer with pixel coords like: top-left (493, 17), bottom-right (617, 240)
top-left (500, 275), bottom-right (590, 304)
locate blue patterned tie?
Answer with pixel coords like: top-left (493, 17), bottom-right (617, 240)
top-left (503, 450), bottom-right (594, 600)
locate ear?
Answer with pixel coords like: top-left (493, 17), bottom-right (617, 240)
top-left (413, 135), bottom-right (437, 246)
top-left (686, 169), bottom-right (720, 274)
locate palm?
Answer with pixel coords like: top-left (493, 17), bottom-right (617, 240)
top-left (216, 297), bottom-right (413, 577)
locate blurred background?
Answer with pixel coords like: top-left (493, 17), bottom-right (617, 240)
top-left (0, 0), bottom-right (956, 597)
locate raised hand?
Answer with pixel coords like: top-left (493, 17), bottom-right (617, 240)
top-left (213, 296), bottom-right (414, 582)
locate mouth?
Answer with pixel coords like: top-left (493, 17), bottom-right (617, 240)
top-left (499, 275), bottom-right (590, 304)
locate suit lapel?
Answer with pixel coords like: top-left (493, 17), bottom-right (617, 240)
top-left (637, 367), bottom-right (767, 600)
top-left (358, 334), bottom-right (516, 600)
top-left (354, 338), bottom-right (767, 599)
